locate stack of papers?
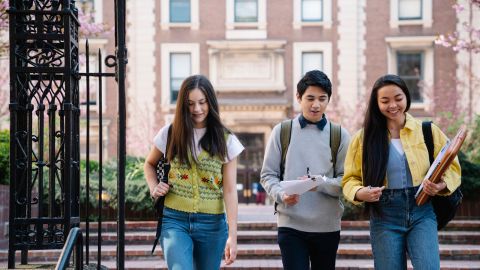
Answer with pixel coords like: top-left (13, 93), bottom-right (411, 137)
top-left (280, 175), bottom-right (327, 195)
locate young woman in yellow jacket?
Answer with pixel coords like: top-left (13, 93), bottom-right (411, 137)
top-left (342, 74), bottom-right (461, 270)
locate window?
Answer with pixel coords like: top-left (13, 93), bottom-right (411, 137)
top-left (390, 0), bottom-right (431, 27)
top-left (170, 53), bottom-right (191, 103)
top-left (398, 0), bottom-right (422, 20)
top-left (161, 43), bottom-right (199, 109)
top-left (226, 0), bottom-right (266, 39)
top-left (235, 0), bottom-right (258, 22)
top-left (79, 52), bottom-right (104, 112)
top-left (78, 0), bottom-right (103, 23)
top-left (293, 42), bottom-right (332, 111)
top-left (397, 52), bottom-right (423, 102)
top-left (160, 0), bottom-right (199, 29)
top-left (170, 0), bottom-right (191, 23)
top-left (386, 36), bottom-right (435, 106)
top-left (293, 0), bottom-right (331, 29)
top-left (302, 52), bottom-right (323, 75)
top-left (302, 0), bottom-right (322, 22)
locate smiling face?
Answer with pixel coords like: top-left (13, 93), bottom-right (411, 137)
top-left (377, 84), bottom-right (407, 124)
top-left (188, 88), bottom-right (209, 128)
top-left (297, 85), bottom-right (329, 123)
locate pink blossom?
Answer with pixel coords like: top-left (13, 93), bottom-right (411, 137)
top-left (453, 3), bottom-right (465, 13)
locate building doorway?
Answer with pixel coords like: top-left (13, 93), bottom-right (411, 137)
top-left (236, 133), bottom-right (265, 204)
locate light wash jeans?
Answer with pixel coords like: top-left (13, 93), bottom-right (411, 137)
top-left (370, 187), bottom-right (440, 270)
top-left (160, 207), bottom-right (228, 270)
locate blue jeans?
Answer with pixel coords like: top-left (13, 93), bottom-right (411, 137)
top-left (370, 187), bottom-right (439, 270)
top-left (160, 207), bottom-right (228, 270)
top-left (277, 227), bottom-right (340, 270)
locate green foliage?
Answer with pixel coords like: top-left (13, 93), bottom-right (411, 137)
top-left (458, 152), bottom-right (480, 200)
top-left (0, 129), bottom-right (9, 185)
top-left (79, 156), bottom-right (154, 214)
top-left (341, 196), bottom-right (366, 220)
top-left (463, 114), bottom-right (480, 164)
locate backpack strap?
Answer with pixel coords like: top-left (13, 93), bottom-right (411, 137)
top-left (275, 120), bottom-right (292, 214)
top-left (165, 125), bottom-right (173, 162)
top-left (279, 120), bottom-right (293, 182)
top-left (329, 122), bottom-right (342, 178)
top-left (422, 121), bottom-right (434, 165)
top-left (152, 124), bottom-right (173, 254)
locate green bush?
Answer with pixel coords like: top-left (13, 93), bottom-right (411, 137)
top-left (342, 196), bottom-right (365, 220)
top-left (458, 152), bottom-right (480, 200)
top-left (463, 114), bottom-right (480, 164)
top-left (79, 156), bottom-right (154, 214)
top-left (0, 130), bottom-right (9, 185)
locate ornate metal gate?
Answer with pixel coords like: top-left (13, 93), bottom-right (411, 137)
top-left (8, 0), bottom-right (127, 268)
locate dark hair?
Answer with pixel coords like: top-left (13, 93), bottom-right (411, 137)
top-left (362, 74), bottom-right (411, 189)
top-left (297, 70), bottom-right (332, 99)
top-left (167, 75), bottom-right (228, 167)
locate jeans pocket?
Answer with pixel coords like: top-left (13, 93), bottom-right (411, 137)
top-left (378, 193), bottom-right (390, 204)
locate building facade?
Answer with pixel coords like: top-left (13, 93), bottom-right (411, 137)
top-left (85, 0), bottom-right (479, 202)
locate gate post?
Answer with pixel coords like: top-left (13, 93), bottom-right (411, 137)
top-left (8, 0), bottom-right (80, 268)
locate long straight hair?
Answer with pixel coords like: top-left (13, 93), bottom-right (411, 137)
top-left (167, 75), bottom-right (228, 167)
top-left (362, 74), bottom-right (411, 188)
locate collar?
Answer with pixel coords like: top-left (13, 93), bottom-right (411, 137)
top-left (404, 113), bottom-right (416, 131)
top-left (298, 114), bottom-right (327, 130)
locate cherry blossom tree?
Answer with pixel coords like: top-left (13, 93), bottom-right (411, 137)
top-left (434, 0), bottom-right (479, 124)
top-left (0, 0), bottom-right (111, 128)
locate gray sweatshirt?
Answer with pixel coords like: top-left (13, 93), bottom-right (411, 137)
top-left (260, 116), bottom-right (350, 232)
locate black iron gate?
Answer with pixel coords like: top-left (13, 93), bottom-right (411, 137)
top-left (8, 0), bottom-right (127, 269)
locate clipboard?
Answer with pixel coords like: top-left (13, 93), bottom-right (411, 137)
top-left (415, 125), bottom-right (467, 206)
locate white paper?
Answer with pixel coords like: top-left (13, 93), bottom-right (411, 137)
top-left (415, 140), bottom-right (450, 199)
top-left (280, 175), bottom-right (327, 195)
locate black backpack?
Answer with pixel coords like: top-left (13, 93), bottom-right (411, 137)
top-left (422, 121), bottom-right (463, 230)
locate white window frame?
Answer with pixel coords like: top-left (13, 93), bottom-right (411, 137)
top-left (161, 0), bottom-right (199, 30)
top-left (293, 0), bottom-right (332, 29)
top-left (78, 0), bottom-right (103, 23)
top-left (79, 39), bottom-right (108, 113)
top-left (226, 0), bottom-right (267, 39)
top-left (386, 36), bottom-right (435, 108)
top-left (390, 0), bottom-right (432, 28)
top-left (80, 119), bottom-right (111, 160)
top-left (161, 43), bottom-right (200, 111)
top-left (292, 42), bottom-right (332, 111)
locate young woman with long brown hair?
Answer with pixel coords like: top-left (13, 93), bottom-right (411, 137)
top-left (144, 75), bottom-right (244, 269)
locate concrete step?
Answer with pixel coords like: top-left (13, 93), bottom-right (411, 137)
top-left (84, 230), bottom-right (480, 245)
top-left (81, 220), bottom-right (480, 233)
top-left (5, 259), bottom-right (480, 270)
top-left (3, 243), bottom-right (480, 262)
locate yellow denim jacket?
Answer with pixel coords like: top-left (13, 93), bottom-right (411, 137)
top-left (342, 113), bottom-right (461, 205)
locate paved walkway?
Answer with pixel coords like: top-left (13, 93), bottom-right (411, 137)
top-left (238, 203), bottom-right (276, 222)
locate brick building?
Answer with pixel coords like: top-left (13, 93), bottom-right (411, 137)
top-left (82, 0), bottom-right (479, 202)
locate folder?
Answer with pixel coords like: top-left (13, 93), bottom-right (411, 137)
top-left (415, 125), bottom-right (467, 206)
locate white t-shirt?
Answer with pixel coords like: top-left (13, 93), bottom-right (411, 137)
top-left (153, 124), bottom-right (244, 163)
top-left (391, 138), bottom-right (404, 155)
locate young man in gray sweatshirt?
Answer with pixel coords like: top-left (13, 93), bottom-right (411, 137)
top-left (260, 70), bottom-right (350, 270)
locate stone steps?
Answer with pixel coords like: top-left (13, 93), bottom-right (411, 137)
top-left (84, 229), bottom-right (480, 245)
top-left (2, 204), bottom-right (480, 269)
top-left (3, 243), bottom-right (480, 262)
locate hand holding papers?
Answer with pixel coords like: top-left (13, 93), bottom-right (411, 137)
top-left (280, 174), bottom-right (328, 195)
top-left (415, 125), bottom-right (467, 206)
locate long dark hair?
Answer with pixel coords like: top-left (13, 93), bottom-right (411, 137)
top-left (362, 74), bottom-right (411, 188)
top-left (167, 75), bottom-right (228, 167)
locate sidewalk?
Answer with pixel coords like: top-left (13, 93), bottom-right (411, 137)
top-left (238, 203), bottom-right (276, 222)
